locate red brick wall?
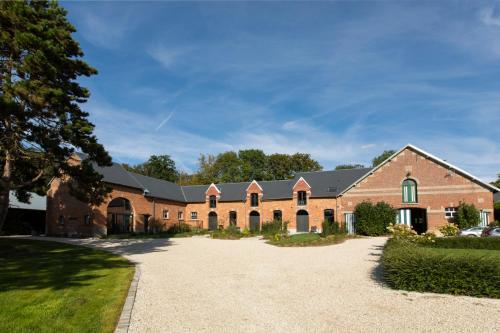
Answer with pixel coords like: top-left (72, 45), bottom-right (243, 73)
top-left (339, 147), bottom-right (494, 231)
top-left (46, 178), bottom-right (186, 236)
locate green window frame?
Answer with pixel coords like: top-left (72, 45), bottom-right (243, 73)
top-left (402, 179), bottom-right (417, 203)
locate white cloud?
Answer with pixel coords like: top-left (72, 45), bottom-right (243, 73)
top-left (148, 46), bottom-right (191, 69)
top-left (361, 144), bottom-right (376, 149)
top-left (480, 6), bottom-right (500, 27)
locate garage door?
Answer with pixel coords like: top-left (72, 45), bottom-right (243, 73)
top-left (249, 213), bottom-right (260, 232)
top-left (208, 213), bottom-right (218, 230)
top-left (296, 211), bottom-right (309, 232)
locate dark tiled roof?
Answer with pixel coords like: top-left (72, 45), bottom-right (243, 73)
top-left (294, 168), bottom-right (372, 197)
top-left (87, 155), bottom-right (371, 203)
top-left (495, 192), bottom-right (500, 203)
top-left (91, 162), bottom-right (186, 202)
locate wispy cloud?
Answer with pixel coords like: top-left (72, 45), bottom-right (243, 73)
top-left (148, 46), bottom-right (191, 69)
top-left (155, 112), bottom-right (174, 131)
top-left (480, 6), bottom-right (500, 27)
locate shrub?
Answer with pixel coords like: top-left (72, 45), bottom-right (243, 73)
top-left (427, 237), bottom-right (500, 250)
top-left (453, 202), bottom-right (480, 229)
top-left (386, 224), bottom-right (435, 245)
top-left (261, 219), bottom-right (289, 239)
top-left (211, 224), bottom-right (242, 239)
top-left (354, 201), bottom-right (396, 236)
top-left (148, 218), bottom-right (165, 233)
top-left (166, 222), bottom-right (191, 234)
top-left (321, 220), bottom-right (343, 236)
top-left (383, 239), bottom-right (500, 298)
top-left (439, 223), bottom-right (459, 237)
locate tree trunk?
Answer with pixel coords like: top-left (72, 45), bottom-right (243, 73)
top-left (0, 150), bottom-right (12, 232)
top-left (0, 188), bottom-right (9, 232)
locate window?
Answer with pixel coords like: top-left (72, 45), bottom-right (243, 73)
top-left (297, 191), bottom-right (307, 206)
top-left (84, 214), bottom-right (92, 225)
top-left (273, 210), bottom-right (282, 221)
top-left (58, 216), bottom-right (64, 225)
top-left (229, 211), bottom-right (237, 226)
top-left (324, 209), bottom-right (334, 223)
top-left (250, 193), bottom-right (259, 207)
top-left (162, 209), bottom-right (170, 220)
top-left (209, 195), bottom-right (217, 208)
top-left (191, 211), bottom-right (198, 220)
top-left (402, 179), bottom-right (417, 203)
top-left (480, 211), bottom-right (490, 227)
top-left (444, 207), bottom-right (456, 219)
top-left (178, 211), bottom-right (184, 220)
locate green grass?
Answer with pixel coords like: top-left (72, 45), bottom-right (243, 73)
top-left (267, 233), bottom-right (350, 247)
top-left (0, 239), bottom-right (135, 333)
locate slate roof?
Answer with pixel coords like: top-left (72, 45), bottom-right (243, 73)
top-left (295, 168), bottom-right (372, 197)
top-left (87, 156), bottom-right (372, 203)
top-left (9, 191), bottom-right (46, 211)
top-left (495, 192), bottom-right (500, 203)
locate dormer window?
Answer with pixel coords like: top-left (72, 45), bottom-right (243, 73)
top-left (209, 195), bottom-right (217, 208)
top-left (297, 191), bottom-right (307, 206)
top-left (250, 193), bottom-right (259, 207)
top-left (402, 179), bottom-right (417, 203)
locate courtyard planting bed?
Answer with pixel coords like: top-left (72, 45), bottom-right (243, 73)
top-left (266, 233), bottom-right (350, 247)
top-left (0, 239), bottom-right (134, 333)
top-left (383, 238), bottom-right (500, 298)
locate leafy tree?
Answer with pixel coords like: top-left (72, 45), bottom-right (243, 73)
top-left (453, 202), bottom-right (480, 229)
top-left (239, 149), bottom-right (267, 181)
top-left (212, 152), bottom-right (242, 183)
top-left (354, 201), bottom-right (396, 236)
top-left (372, 150), bottom-right (396, 167)
top-left (335, 164), bottom-right (365, 170)
top-left (290, 153), bottom-right (322, 174)
top-left (123, 155), bottom-right (178, 183)
top-left (266, 153), bottom-right (293, 180)
top-left (0, 1), bottom-right (111, 231)
top-left (491, 173), bottom-right (500, 188)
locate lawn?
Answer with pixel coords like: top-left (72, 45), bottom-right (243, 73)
top-left (266, 233), bottom-right (350, 247)
top-left (0, 239), bottom-right (135, 333)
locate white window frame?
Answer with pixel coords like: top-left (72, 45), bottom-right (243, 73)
top-left (162, 209), bottom-right (170, 220)
top-left (178, 211), bottom-right (184, 220)
top-left (191, 211), bottom-right (198, 220)
top-left (444, 207), bottom-right (457, 219)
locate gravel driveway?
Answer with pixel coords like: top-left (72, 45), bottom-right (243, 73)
top-left (25, 236), bottom-right (500, 332)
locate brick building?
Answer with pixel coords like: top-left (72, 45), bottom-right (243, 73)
top-left (46, 144), bottom-right (498, 237)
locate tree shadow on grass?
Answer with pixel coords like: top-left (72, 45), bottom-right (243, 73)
top-left (0, 239), bottom-right (139, 292)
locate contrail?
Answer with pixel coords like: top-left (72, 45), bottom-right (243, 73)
top-left (155, 112), bottom-right (174, 131)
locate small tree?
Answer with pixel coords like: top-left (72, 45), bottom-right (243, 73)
top-left (453, 202), bottom-right (480, 229)
top-left (354, 201), bottom-right (396, 236)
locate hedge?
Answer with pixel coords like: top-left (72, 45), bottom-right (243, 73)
top-left (383, 239), bottom-right (500, 298)
top-left (428, 237), bottom-right (500, 250)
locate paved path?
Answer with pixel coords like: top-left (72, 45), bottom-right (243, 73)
top-left (19, 236), bottom-right (500, 332)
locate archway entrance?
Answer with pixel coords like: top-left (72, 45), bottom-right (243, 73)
top-left (249, 211), bottom-right (260, 232)
top-left (296, 210), bottom-right (309, 232)
top-left (107, 197), bottom-right (133, 234)
top-left (208, 212), bottom-right (218, 231)
top-left (398, 208), bottom-right (427, 234)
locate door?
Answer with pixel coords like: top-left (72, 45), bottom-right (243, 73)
top-left (249, 212), bottom-right (260, 232)
top-left (296, 210), bottom-right (309, 232)
top-left (208, 213), bottom-right (218, 230)
top-left (345, 213), bottom-right (355, 235)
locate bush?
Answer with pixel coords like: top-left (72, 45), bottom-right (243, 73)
top-left (427, 237), bottom-right (500, 250)
top-left (387, 223), bottom-right (435, 245)
top-left (147, 218), bottom-right (165, 233)
top-left (211, 224), bottom-right (242, 239)
top-left (321, 220), bottom-right (343, 236)
top-left (261, 219), bottom-right (289, 239)
top-left (453, 202), bottom-right (480, 229)
top-left (166, 222), bottom-right (191, 234)
top-left (354, 201), bottom-right (396, 236)
top-left (383, 239), bottom-right (500, 298)
top-left (438, 224), bottom-right (459, 237)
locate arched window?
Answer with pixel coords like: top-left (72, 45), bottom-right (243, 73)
top-left (229, 211), bottom-right (237, 225)
top-left (250, 193), bottom-right (259, 207)
top-left (402, 179), bottom-right (417, 203)
top-left (209, 195), bottom-right (217, 208)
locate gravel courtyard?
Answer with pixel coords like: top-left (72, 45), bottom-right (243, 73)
top-left (34, 236), bottom-right (500, 332)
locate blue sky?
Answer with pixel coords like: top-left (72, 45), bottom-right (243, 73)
top-left (63, 1), bottom-right (500, 181)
